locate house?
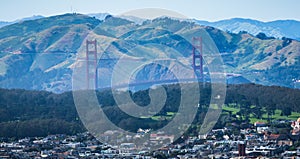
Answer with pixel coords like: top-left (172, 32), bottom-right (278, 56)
top-left (150, 133), bottom-right (174, 143)
top-left (277, 134), bottom-right (293, 146)
top-left (264, 134), bottom-right (280, 143)
top-left (264, 134), bottom-right (293, 146)
top-left (254, 122), bottom-right (266, 127)
top-left (291, 117), bottom-right (300, 135)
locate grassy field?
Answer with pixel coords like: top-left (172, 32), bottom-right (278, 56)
top-left (223, 105), bottom-right (239, 114)
top-left (141, 112), bottom-right (176, 121)
top-left (222, 105), bottom-right (300, 123)
top-left (141, 106), bottom-right (300, 124)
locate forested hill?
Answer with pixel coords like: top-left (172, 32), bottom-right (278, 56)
top-left (0, 83), bottom-right (299, 138)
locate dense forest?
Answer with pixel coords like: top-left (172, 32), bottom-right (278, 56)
top-left (0, 83), bottom-right (299, 138)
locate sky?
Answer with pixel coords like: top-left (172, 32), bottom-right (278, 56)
top-left (0, 0), bottom-right (299, 22)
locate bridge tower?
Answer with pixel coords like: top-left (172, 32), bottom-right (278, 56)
top-left (192, 37), bottom-right (203, 80)
top-left (86, 40), bottom-right (98, 89)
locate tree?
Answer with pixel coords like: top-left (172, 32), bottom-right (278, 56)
top-left (251, 105), bottom-right (265, 119)
top-left (256, 32), bottom-right (275, 40)
top-left (281, 107), bottom-right (292, 117)
top-left (238, 95), bottom-right (251, 122)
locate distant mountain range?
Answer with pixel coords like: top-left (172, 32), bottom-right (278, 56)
top-left (2, 14), bottom-right (300, 41)
top-left (0, 15), bottom-right (44, 28)
top-left (0, 13), bottom-right (299, 92)
top-left (195, 18), bottom-right (300, 41)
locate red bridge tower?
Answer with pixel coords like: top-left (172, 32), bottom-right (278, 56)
top-left (86, 40), bottom-right (98, 89)
top-left (192, 37), bottom-right (203, 79)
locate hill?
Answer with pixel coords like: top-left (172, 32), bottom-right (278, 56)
top-left (196, 18), bottom-right (300, 40)
top-left (0, 15), bottom-right (44, 28)
top-left (0, 14), bottom-right (299, 92)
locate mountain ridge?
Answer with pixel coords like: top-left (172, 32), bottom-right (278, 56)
top-left (2, 13), bottom-right (300, 41)
top-left (0, 15), bottom-right (44, 28)
top-left (0, 13), bottom-right (299, 92)
top-left (195, 18), bottom-right (300, 40)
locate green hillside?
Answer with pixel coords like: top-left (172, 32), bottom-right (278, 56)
top-left (0, 14), bottom-right (299, 91)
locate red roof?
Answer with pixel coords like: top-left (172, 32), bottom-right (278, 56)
top-left (266, 134), bottom-right (280, 140)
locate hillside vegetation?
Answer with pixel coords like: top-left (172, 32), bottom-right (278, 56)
top-left (0, 83), bottom-right (299, 138)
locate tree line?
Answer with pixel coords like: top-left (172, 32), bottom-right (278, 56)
top-left (0, 83), bottom-right (299, 138)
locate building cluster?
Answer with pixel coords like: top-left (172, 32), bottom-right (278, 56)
top-left (1, 119), bottom-right (300, 158)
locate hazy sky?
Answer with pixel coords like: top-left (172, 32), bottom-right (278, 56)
top-left (1, 0), bottom-right (299, 22)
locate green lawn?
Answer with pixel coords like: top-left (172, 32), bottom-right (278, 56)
top-left (223, 105), bottom-right (239, 114)
top-left (270, 109), bottom-right (300, 120)
top-left (167, 112), bottom-right (175, 116)
top-left (142, 106), bottom-right (300, 124)
top-left (141, 112), bottom-right (176, 121)
top-left (249, 115), bottom-right (267, 124)
top-left (222, 105), bottom-right (300, 124)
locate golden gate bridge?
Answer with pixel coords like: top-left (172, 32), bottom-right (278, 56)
top-left (0, 37), bottom-right (233, 90)
top-left (85, 37), bottom-right (205, 90)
